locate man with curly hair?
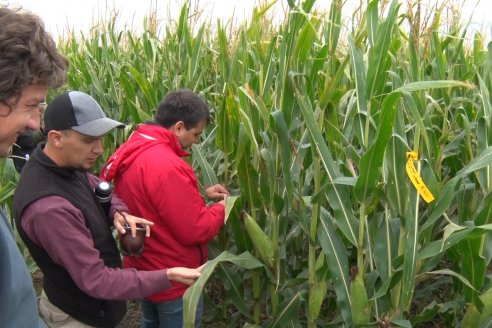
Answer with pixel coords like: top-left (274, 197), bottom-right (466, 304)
top-left (0, 6), bottom-right (68, 327)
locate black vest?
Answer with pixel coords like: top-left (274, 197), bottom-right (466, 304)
top-left (13, 144), bottom-right (126, 327)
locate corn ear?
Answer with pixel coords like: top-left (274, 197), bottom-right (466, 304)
top-left (243, 212), bottom-right (273, 268)
top-left (350, 271), bottom-right (370, 324)
top-left (308, 278), bottom-right (328, 321)
top-left (463, 287), bottom-right (492, 327)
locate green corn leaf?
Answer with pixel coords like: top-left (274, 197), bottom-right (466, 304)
top-left (400, 92), bottom-right (431, 159)
top-left (127, 66), bottom-right (155, 106)
top-left (457, 236), bottom-right (486, 310)
top-left (237, 92), bottom-right (260, 154)
top-left (394, 80), bottom-right (474, 93)
top-left (417, 227), bottom-right (472, 261)
top-left (476, 193), bottom-right (492, 264)
top-left (401, 162), bottom-right (420, 311)
top-left (191, 144), bottom-right (219, 187)
top-left (373, 216), bottom-right (400, 281)
top-left (317, 206), bottom-right (352, 325)
top-left (386, 134), bottom-right (409, 217)
top-left (237, 159), bottom-right (262, 209)
top-left (217, 264), bottom-right (251, 318)
top-left (366, 0), bottom-right (378, 47)
top-left (319, 56), bottom-right (350, 109)
top-left (271, 110), bottom-right (295, 203)
top-left (292, 72), bottom-right (358, 246)
top-left (294, 20), bottom-right (316, 62)
top-left (252, 0), bottom-right (277, 20)
top-left (189, 26), bottom-right (205, 84)
top-left (430, 12), bottom-right (445, 82)
top-left (425, 269), bottom-right (478, 292)
top-left (391, 319), bottom-right (412, 328)
top-left (354, 91), bottom-right (402, 201)
top-left (423, 147), bottom-right (492, 234)
top-left (348, 36), bottom-right (368, 148)
top-left (183, 251), bottom-right (265, 327)
top-left (235, 124), bottom-right (262, 208)
top-left (238, 86), bottom-right (270, 126)
top-left (223, 196), bottom-right (239, 222)
top-left (0, 181), bottom-right (15, 204)
top-left (270, 290), bottom-right (305, 328)
top-left (216, 92), bottom-right (238, 156)
top-left (371, 270), bottom-right (403, 300)
top-left (478, 74), bottom-right (492, 120)
top-left (366, 0), bottom-right (399, 98)
top-left (326, 0), bottom-right (342, 54)
top-left (477, 118), bottom-right (492, 194)
top-left (259, 148), bottom-right (276, 204)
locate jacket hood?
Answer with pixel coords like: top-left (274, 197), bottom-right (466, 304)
top-left (100, 124), bottom-right (189, 182)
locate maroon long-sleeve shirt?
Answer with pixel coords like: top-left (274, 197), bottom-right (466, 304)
top-left (20, 179), bottom-right (171, 301)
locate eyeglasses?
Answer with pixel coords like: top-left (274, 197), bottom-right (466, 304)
top-left (27, 101), bottom-right (47, 114)
top-left (0, 100), bottom-right (47, 117)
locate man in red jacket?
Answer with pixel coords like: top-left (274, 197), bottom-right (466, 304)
top-left (101, 89), bottom-right (229, 328)
top-left (15, 91), bottom-right (204, 328)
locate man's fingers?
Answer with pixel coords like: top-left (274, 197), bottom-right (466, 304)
top-left (114, 220), bottom-right (125, 234)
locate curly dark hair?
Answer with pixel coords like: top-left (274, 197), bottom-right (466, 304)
top-left (154, 89), bottom-right (211, 129)
top-left (0, 7), bottom-right (68, 107)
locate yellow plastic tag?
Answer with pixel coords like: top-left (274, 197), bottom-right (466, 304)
top-left (406, 151), bottom-right (435, 203)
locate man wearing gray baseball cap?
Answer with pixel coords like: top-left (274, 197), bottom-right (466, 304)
top-left (13, 91), bottom-right (203, 328)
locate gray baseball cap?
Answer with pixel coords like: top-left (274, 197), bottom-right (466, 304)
top-left (44, 91), bottom-right (125, 137)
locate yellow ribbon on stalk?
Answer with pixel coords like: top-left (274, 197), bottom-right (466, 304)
top-left (405, 151), bottom-right (435, 203)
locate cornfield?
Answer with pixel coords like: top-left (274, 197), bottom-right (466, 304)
top-left (3, 0), bottom-right (492, 326)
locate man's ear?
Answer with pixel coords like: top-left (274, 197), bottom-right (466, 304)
top-left (48, 130), bottom-right (64, 148)
top-left (172, 121), bottom-right (185, 135)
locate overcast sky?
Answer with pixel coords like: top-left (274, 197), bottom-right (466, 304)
top-left (4, 0), bottom-right (492, 42)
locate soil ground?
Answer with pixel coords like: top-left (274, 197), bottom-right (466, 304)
top-left (116, 300), bottom-right (141, 328)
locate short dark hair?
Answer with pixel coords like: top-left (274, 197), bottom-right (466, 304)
top-left (154, 89), bottom-right (211, 129)
top-left (0, 7), bottom-right (68, 107)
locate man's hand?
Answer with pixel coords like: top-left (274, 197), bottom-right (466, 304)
top-left (113, 210), bottom-right (154, 237)
top-left (167, 265), bottom-right (205, 285)
top-left (205, 184), bottom-right (229, 200)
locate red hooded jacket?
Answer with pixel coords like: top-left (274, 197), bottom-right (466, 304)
top-left (101, 124), bottom-right (225, 302)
